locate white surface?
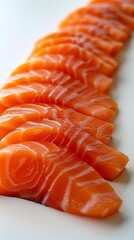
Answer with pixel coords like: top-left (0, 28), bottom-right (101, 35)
top-left (0, 0), bottom-right (134, 239)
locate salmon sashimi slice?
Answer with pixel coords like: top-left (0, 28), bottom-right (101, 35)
top-left (36, 31), bottom-right (123, 56)
top-left (4, 70), bottom-right (93, 95)
top-left (2, 69), bottom-right (91, 93)
top-left (86, 2), bottom-right (134, 29)
top-left (4, 69), bottom-right (115, 101)
top-left (0, 103), bottom-right (114, 144)
top-left (28, 44), bottom-right (117, 77)
top-left (58, 24), bottom-right (126, 44)
top-left (91, 0), bottom-right (134, 16)
top-left (11, 56), bottom-right (113, 92)
top-left (4, 70), bottom-right (90, 94)
top-left (29, 40), bottom-right (117, 70)
top-left (59, 14), bottom-right (131, 42)
top-left (0, 141), bottom-right (122, 217)
top-left (0, 119), bottom-right (128, 180)
top-left (0, 82), bottom-right (117, 121)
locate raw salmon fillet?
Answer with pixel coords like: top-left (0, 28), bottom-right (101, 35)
top-left (0, 82), bottom-right (117, 121)
top-left (4, 69), bottom-right (109, 96)
top-left (0, 103), bottom-right (114, 144)
top-left (36, 31), bottom-right (123, 56)
top-left (0, 141), bottom-right (122, 217)
top-left (29, 43), bottom-right (117, 75)
top-left (59, 13), bottom-right (131, 42)
top-left (0, 0), bottom-right (131, 218)
top-left (30, 36), bottom-right (120, 65)
top-left (0, 118), bottom-right (128, 180)
top-left (86, 2), bottom-right (134, 29)
top-left (28, 45), bottom-right (116, 77)
top-left (11, 56), bottom-right (113, 92)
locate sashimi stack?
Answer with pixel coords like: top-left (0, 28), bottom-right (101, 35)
top-left (0, 0), bottom-right (133, 218)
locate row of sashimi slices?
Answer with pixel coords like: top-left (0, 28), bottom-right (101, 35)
top-left (0, 0), bottom-right (132, 218)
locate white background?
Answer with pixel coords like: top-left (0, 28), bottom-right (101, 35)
top-left (0, 1), bottom-right (134, 239)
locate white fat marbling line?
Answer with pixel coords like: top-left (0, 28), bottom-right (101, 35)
top-left (61, 166), bottom-right (94, 211)
top-left (66, 81), bottom-right (87, 93)
top-left (77, 37), bottom-right (87, 44)
top-left (33, 69), bottom-right (52, 78)
top-left (32, 82), bottom-right (51, 94)
top-left (63, 80), bottom-right (78, 89)
top-left (42, 161), bottom-right (83, 205)
top-left (66, 128), bottom-right (81, 148)
top-left (90, 95), bottom-right (111, 104)
top-left (46, 85), bottom-right (56, 101)
top-left (45, 54), bottom-right (64, 64)
top-left (30, 142), bottom-right (50, 152)
top-left (7, 74), bottom-right (25, 81)
top-left (21, 121), bottom-right (54, 129)
top-left (53, 86), bottom-right (68, 104)
top-left (0, 114), bottom-right (19, 124)
top-left (76, 85), bottom-right (88, 94)
top-left (57, 123), bottom-right (72, 146)
top-left (77, 178), bottom-right (105, 188)
top-left (80, 66), bottom-right (89, 84)
top-left (24, 104), bottom-right (49, 114)
top-left (38, 103), bottom-right (52, 110)
top-left (62, 90), bottom-right (77, 105)
top-left (64, 55), bottom-right (74, 69)
top-left (94, 153), bottom-right (124, 172)
top-left (51, 127), bottom-right (62, 144)
top-left (50, 108), bottom-right (58, 120)
top-left (48, 85), bottom-right (60, 102)
top-left (42, 54), bottom-right (57, 62)
top-left (41, 126), bottom-right (56, 142)
top-left (80, 138), bottom-right (98, 160)
top-left (75, 132), bottom-right (89, 154)
top-left (89, 105), bottom-right (108, 115)
top-left (72, 59), bottom-right (83, 75)
top-left (80, 192), bottom-right (116, 215)
top-left (36, 150), bottom-right (74, 197)
top-left (12, 106), bottom-right (39, 114)
top-left (19, 84), bottom-right (38, 94)
top-left (58, 75), bottom-right (71, 85)
top-left (96, 124), bottom-right (108, 138)
top-left (72, 100), bottom-right (90, 108)
top-left (79, 117), bottom-right (92, 128)
top-left (45, 118), bottom-right (62, 127)
top-left (52, 120), bottom-right (69, 145)
top-left (0, 112), bottom-right (31, 125)
top-left (26, 71), bottom-right (41, 79)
